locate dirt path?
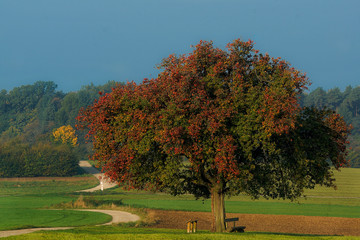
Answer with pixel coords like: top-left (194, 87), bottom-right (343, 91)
top-left (78, 160), bottom-right (117, 192)
top-left (0, 209), bottom-right (140, 238)
top-left (0, 227), bottom-right (72, 238)
top-left (148, 209), bottom-right (360, 236)
top-left (76, 209), bottom-right (140, 225)
top-left (0, 161), bottom-right (137, 238)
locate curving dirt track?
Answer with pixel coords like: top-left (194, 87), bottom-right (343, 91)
top-left (0, 161), bottom-right (135, 238)
top-left (0, 209), bottom-right (140, 238)
top-left (148, 209), bottom-right (360, 236)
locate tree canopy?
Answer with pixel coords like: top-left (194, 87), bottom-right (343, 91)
top-left (78, 39), bottom-right (351, 232)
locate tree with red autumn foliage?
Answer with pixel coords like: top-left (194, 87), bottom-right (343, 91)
top-left (77, 39), bottom-right (351, 232)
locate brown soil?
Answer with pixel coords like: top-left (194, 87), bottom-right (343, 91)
top-left (147, 209), bottom-right (360, 236)
top-left (0, 176), bottom-right (94, 182)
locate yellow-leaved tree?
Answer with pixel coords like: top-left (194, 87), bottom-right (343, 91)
top-left (53, 125), bottom-right (78, 146)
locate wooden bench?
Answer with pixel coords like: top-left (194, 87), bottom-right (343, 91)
top-left (225, 217), bottom-right (246, 232)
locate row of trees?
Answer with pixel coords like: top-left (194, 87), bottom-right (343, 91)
top-left (302, 86), bottom-right (360, 132)
top-left (0, 81), bottom-right (118, 136)
top-left (0, 80), bottom-right (359, 177)
top-left (0, 80), bottom-right (118, 177)
top-left (301, 87), bottom-right (360, 167)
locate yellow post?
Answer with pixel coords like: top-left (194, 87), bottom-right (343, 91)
top-left (187, 220), bottom-right (192, 233)
top-left (193, 220), bottom-right (198, 233)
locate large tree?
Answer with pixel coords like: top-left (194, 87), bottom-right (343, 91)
top-left (77, 39), bottom-right (350, 232)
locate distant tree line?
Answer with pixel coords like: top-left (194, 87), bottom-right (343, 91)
top-left (0, 80), bottom-right (119, 177)
top-left (0, 81), bottom-right (358, 177)
top-left (301, 86), bottom-right (360, 167)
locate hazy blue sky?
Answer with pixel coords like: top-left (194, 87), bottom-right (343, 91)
top-left (1, 0), bottom-right (359, 92)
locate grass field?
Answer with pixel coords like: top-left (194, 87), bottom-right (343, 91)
top-left (0, 176), bottom-right (111, 230)
top-left (0, 166), bottom-right (359, 237)
top-left (303, 168), bottom-right (360, 198)
top-left (3, 226), bottom-right (360, 240)
top-left (81, 168), bottom-right (360, 218)
top-left (0, 175), bottom-right (98, 196)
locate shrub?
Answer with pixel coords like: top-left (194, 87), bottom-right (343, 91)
top-left (0, 140), bottom-right (79, 177)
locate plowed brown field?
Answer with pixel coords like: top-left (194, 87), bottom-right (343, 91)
top-left (148, 209), bottom-right (360, 236)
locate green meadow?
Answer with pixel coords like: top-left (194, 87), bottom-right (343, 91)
top-left (0, 176), bottom-right (111, 231)
top-left (3, 226), bottom-right (360, 240)
top-left (0, 167), bottom-right (359, 239)
top-left (0, 176), bottom-right (98, 196)
top-left (86, 168), bottom-right (360, 218)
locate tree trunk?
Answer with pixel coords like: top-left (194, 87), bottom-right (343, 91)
top-left (211, 184), bottom-right (226, 232)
